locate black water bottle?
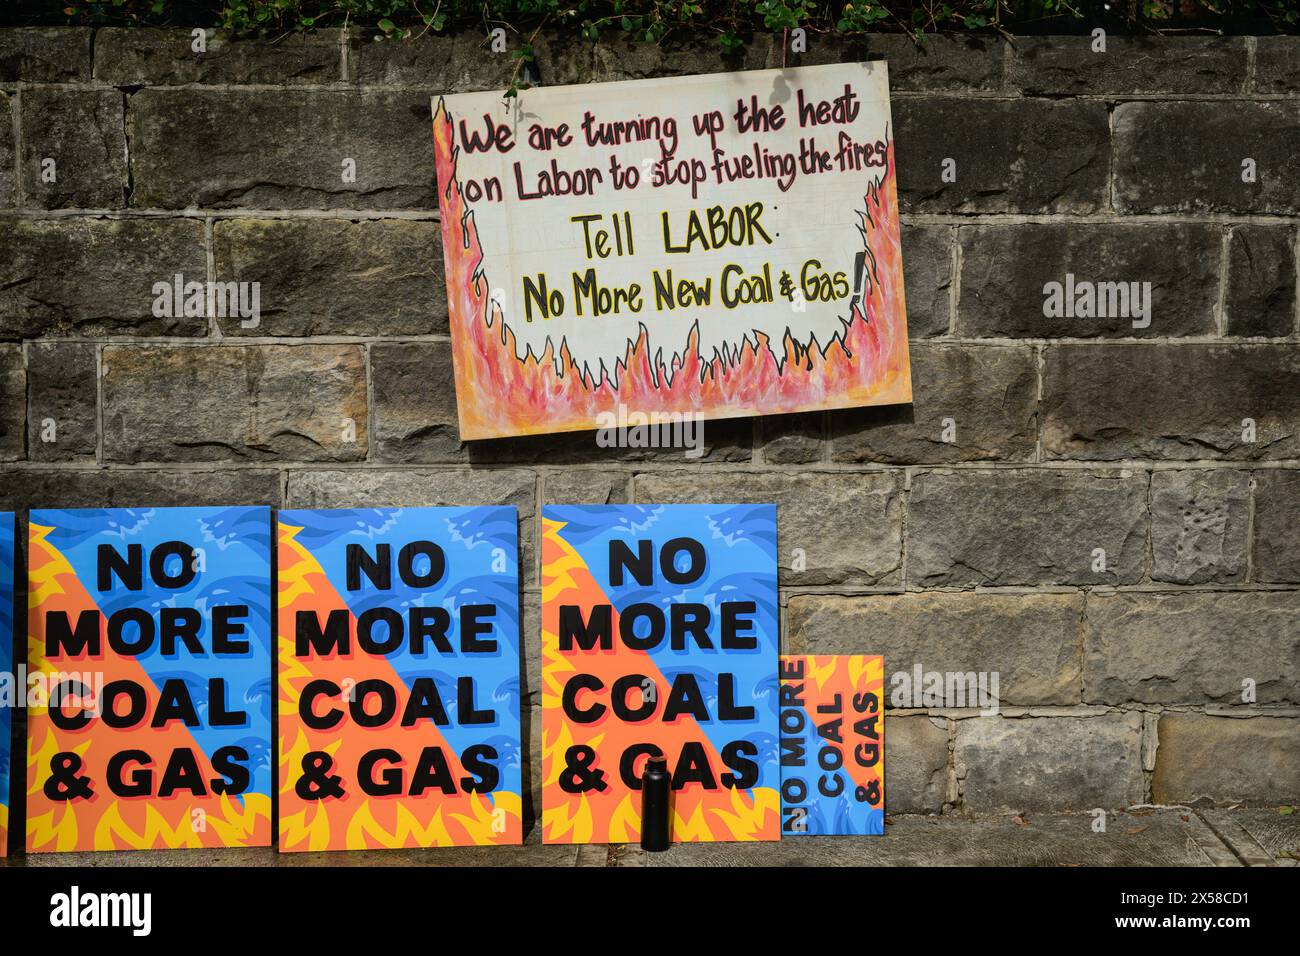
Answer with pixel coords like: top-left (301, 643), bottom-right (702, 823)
top-left (640, 755), bottom-right (671, 852)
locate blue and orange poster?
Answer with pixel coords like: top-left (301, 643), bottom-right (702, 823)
top-left (26, 507), bottom-right (274, 852)
top-left (541, 504), bottom-right (780, 844)
top-left (779, 654), bottom-right (885, 836)
top-left (277, 506), bottom-right (523, 851)
top-left (0, 512), bottom-right (13, 856)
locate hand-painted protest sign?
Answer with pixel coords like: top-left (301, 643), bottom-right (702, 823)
top-left (0, 513), bottom-right (12, 856)
top-left (779, 655), bottom-right (884, 836)
top-left (541, 504), bottom-right (779, 844)
top-left (277, 507), bottom-right (522, 851)
top-left (26, 507), bottom-right (273, 852)
top-left (433, 63), bottom-right (911, 440)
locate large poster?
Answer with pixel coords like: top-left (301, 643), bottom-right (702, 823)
top-left (541, 504), bottom-right (779, 844)
top-left (277, 506), bottom-right (523, 851)
top-left (0, 513), bottom-right (12, 857)
top-left (779, 654), bottom-right (885, 836)
top-left (26, 507), bottom-right (273, 852)
top-left (433, 63), bottom-right (911, 440)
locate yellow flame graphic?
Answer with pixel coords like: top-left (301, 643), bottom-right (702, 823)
top-left (707, 785), bottom-right (779, 841)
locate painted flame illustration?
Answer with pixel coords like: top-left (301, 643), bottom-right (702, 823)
top-left (432, 98), bottom-right (912, 440)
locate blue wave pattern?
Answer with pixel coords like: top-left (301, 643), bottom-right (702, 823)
top-left (278, 506), bottom-right (522, 801)
top-left (546, 504), bottom-right (780, 794)
top-left (30, 507), bottom-right (274, 801)
top-left (0, 513), bottom-right (13, 825)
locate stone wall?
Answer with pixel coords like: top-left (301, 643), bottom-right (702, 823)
top-left (1, 27), bottom-right (1297, 822)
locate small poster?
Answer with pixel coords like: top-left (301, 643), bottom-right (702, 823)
top-left (541, 504), bottom-right (780, 844)
top-left (779, 655), bottom-right (885, 836)
top-left (26, 507), bottom-right (273, 852)
top-left (433, 62), bottom-right (911, 440)
top-left (277, 507), bottom-right (523, 851)
top-left (0, 512), bottom-right (12, 857)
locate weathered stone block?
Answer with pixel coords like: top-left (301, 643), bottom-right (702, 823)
top-left (907, 470), bottom-right (1147, 586)
top-left (773, 34), bottom-right (1004, 91)
top-left (895, 97), bottom-right (1108, 214)
top-left (212, 218), bottom-right (445, 336)
top-left (0, 218), bottom-right (207, 338)
top-left (1253, 470), bottom-right (1300, 583)
top-left (886, 716), bottom-right (949, 814)
top-left (1009, 36), bottom-right (1247, 94)
top-left (1224, 225), bottom-right (1296, 337)
top-left (1114, 101), bottom-right (1300, 215)
top-left (286, 466), bottom-right (535, 510)
top-left (956, 714), bottom-right (1144, 811)
top-left (901, 224), bottom-right (951, 339)
top-left (370, 341), bottom-right (463, 463)
top-left (129, 89), bottom-right (437, 209)
top-left (1254, 37), bottom-right (1300, 94)
top-left (635, 471), bottom-right (902, 585)
top-left (0, 92), bottom-right (13, 208)
top-left (541, 471), bottom-right (629, 505)
top-left (1149, 469), bottom-right (1249, 584)
top-left (0, 468), bottom-right (281, 514)
top-left (787, 591), bottom-right (1084, 706)
top-left (0, 28), bottom-right (91, 82)
top-left (0, 344), bottom-right (24, 461)
top-left (1153, 714), bottom-right (1299, 806)
top-left (757, 412), bottom-right (823, 465)
top-left (1042, 344), bottom-right (1300, 461)
top-left (25, 342), bottom-right (97, 462)
top-left (350, 32), bottom-right (514, 89)
top-left (20, 89), bottom-right (128, 209)
top-left (830, 344), bottom-right (1037, 464)
top-left (537, 34), bottom-right (769, 86)
top-left (957, 223), bottom-right (1219, 338)
top-left (96, 28), bottom-right (343, 85)
top-left (1085, 591), bottom-right (1299, 705)
top-left (102, 345), bottom-right (368, 463)
top-left (284, 468), bottom-right (537, 585)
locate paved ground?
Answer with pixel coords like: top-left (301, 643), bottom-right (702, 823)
top-left (1200, 809), bottom-right (1300, 867)
top-left (4, 809), bottom-right (1296, 867)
